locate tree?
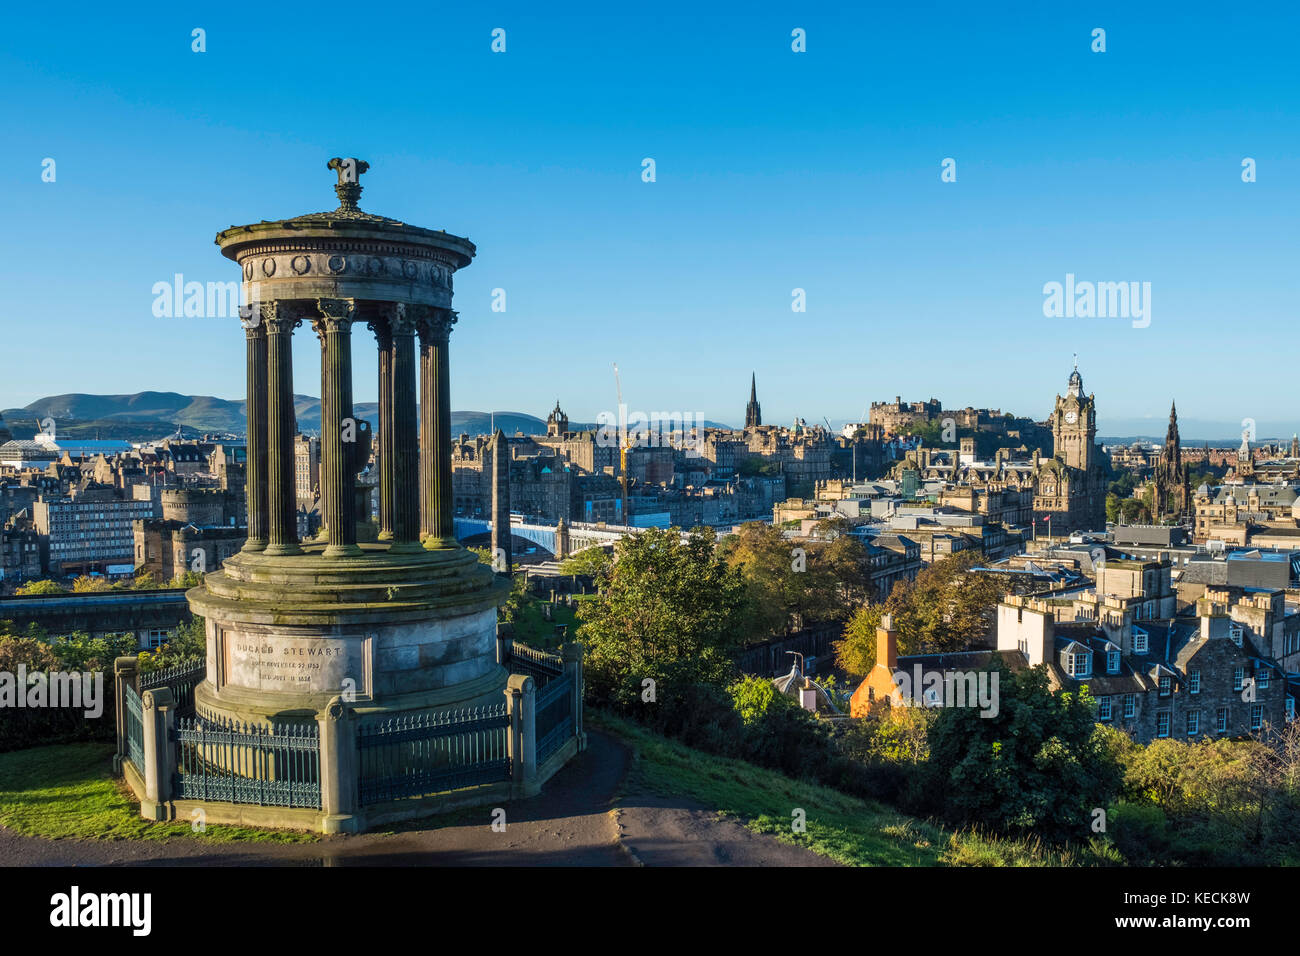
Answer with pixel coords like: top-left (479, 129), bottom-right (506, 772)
top-left (834, 603), bottom-right (885, 676)
top-left (717, 522), bottom-right (853, 638)
top-left (558, 546), bottom-right (612, 582)
top-left (925, 664), bottom-right (1123, 840)
top-left (170, 570), bottom-right (204, 589)
top-left (72, 575), bottom-right (111, 593)
top-left (138, 616), bottom-right (207, 673)
top-left (16, 579), bottom-right (65, 596)
top-left (577, 527), bottom-right (750, 710)
top-left (886, 551), bottom-right (1002, 655)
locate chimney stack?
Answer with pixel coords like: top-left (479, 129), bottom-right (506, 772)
top-left (877, 613), bottom-right (898, 670)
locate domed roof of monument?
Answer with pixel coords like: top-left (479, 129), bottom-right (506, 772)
top-left (215, 157), bottom-right (474, 268)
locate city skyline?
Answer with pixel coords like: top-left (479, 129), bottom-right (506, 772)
top-left (5, 3), bottom-right (1298, 431)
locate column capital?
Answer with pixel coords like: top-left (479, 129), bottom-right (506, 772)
top-left (415, 307), bottom-right (457, 345)
top-left (238, 303), bottom-right (265, 334)
top-left (262, 301), bottom-right (305, 335)
top-left (389, 301), bottom-right (418, 336)
top-left (316, 297), bottom-right (357, 327)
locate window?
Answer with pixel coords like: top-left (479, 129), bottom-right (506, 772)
top-left (1069, 652), bottom-right (1091, 678)
top-left (1216, 708), bottom-right (1229, 733)
top-left (1107, 650), bottom-right (1120, 674)
top-left (1258, 668), bottom-right (1270, 689)
top-left (1233, 667), bottom-right (1244, 692)
top-left (1189, 670), bottom-right (1201, 694)
top-left (1098, 696), bottom-right (1112, 721)
top-left (1251, 705), bottom-right (1263, 731)
top-left (1288, 698), bottom-right (1296, 722)
top-left (1157, 712), bottom-right (1171, 738)
top-left (1158, 675), bottom-right (1172, 697)
top-left (1230, 623), bottom-right (1244, 647)
top-left (1123, 694), bottom-right (1136, 718)
top-left (1186, 711), bottom-right (1200, 736)
top-left (1133, 629), bottom-right (1149, 654)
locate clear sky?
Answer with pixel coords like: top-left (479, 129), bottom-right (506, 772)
top-left (3, 2), bottom-right (1297, 438)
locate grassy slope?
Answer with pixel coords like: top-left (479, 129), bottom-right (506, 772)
top-left (593, 712), bottom-right (1119, 866)
top-left (592, 711), bottom-right (948, 866)
top-left (0, 743), bottom-right (315, 844)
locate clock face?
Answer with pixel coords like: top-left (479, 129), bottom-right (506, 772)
top-left (1065, 411), bottom-right (1078, 424)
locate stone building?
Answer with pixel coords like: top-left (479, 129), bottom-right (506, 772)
top-left (998, 596), bottom-right (1285, 743)
top-left (294, 433), bottom-right (321, 506)
top-left (1031, 365), bottom-right (1108, 534)
top-left (34, 483), bottom-right (158, 576)
top-left (1193, 483), bottom-right (1300, 545)
top-left (134, 520), bottom-right (245, 580)
top-left (1, 513), bottom-right (41, 586)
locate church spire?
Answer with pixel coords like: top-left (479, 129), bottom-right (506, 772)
top-left (745, 373), bottom-right (761, 428)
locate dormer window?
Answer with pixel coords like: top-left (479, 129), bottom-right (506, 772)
top-left (1107, 650), bottom-right (1120, 674)
top-left (1230, 623), bottom-right (1244, 647)
top-left (1068, 652), bottom-right (1092, 678)
top-left (1133, 627), bottom-right (1149, 654)
top-left (1159, 675), bottom-right (1172, 696)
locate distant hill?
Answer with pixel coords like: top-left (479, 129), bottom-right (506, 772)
top-left (3, 393), bottom-right (549, 440)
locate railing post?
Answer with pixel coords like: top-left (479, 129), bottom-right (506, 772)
top-left (318, 696), bottom-right (360, 834)
top-left (496, 622), bottom-right (513, 667)
top-left (113, 656), bottom-right (139, 775)
top-left (561, 641), bottom-right (586, 752)
top-left (140, 687), bottom-right (176, 821)
top-left (505, 674), bottom-right (537, 797)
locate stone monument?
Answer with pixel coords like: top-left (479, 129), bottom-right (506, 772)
top-left (189, 158), bottom-right (509, 728)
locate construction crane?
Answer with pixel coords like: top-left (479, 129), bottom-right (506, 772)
top-left (613, 363), bottom-right (630, 524)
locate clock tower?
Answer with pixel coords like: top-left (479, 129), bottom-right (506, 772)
top-left (1033, 363), bottom-right (1107, 533)
top-left (1050, 364), bottom-right (1097, 472)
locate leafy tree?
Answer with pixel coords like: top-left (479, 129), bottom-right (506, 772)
top-left (16, 579), bottom-right (65, 596)
top-left (841, 706), bottom-right (937, 764)
top-left (717, 522), bottom-right (853, 637)
top-left (130, 570), bottom-right (159, 590)
top-left (834, 603), bottom-right (886, 676)
top-left (137, 616), bottom-right (207, 673)
top-left (45, 630), bottom-right (137, 671)
top-left (558, 546), bottom-right (612, 582)
top-left (924, 664), bottom-right (1123, 841)
top-left (72, 575), bottom-right (111, 593)
top-left (169, 570), bottom-right (204, 589)
top-left (727, 674), bottom-right (832, 778)
top-left (577, 527), bottom-right (749, 710)
top-left (885, 551), bottom-right (1002, 655)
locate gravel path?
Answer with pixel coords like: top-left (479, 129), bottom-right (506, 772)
top-left (0, 731), bottom-right (835, 867)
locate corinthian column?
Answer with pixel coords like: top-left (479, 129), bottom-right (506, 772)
top-left (368, 312), bottom-right (395, 541)
top-left (239, 305), bottom-right (268, 552)
top-left (388, 303), bottom-right (421, 551)
top-left (315, 298), bottom-right (360, 558)
top-left (263, 302), bottom-right (303, 556)
top-left (417, 308), bottom-right (458, 549)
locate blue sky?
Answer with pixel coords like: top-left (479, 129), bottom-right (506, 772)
top-left (3, 2), bottom-right (1297, 438)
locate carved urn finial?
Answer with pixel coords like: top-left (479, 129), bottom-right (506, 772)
top-left (327, 157), bottom-right (370, 211)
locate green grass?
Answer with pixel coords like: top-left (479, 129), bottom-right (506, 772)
top-left (591, 711), bottom-right (1126, 867)
top-left (0, 743), bottom-right (316, 844)
top-left (509, 597), bottom-right (583, 649)
top-left (591, 711), bottom-right (949, 866)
